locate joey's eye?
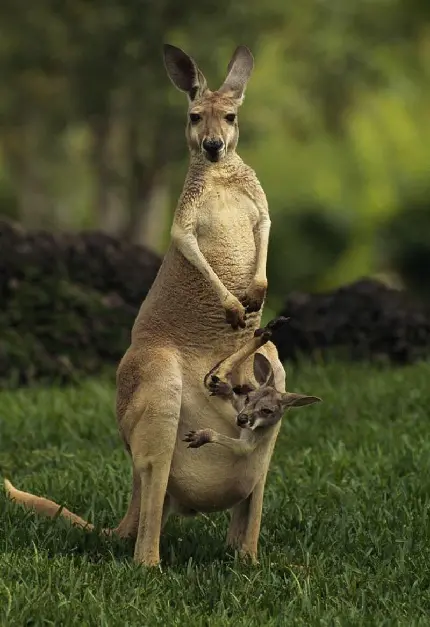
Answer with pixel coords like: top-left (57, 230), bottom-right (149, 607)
top-left (225, 113), bottom-right (236, 123)
top-left (261, 408), bottom-right (272, 416)
top-left (189, 113), bottom-right (201, 124)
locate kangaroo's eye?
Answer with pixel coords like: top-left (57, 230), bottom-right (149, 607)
top-left (261, 408), bottom-right (272, 415)
top-left (189, 113), bottom-right (201, 124)
top-left (225, 113), bottom-right (236, 123)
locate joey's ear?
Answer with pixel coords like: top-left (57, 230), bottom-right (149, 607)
top-left (281, 393), bottom-right (322, 408)
top-left (219, 45), bottom-right (254, 101)
top-left (163, 44), bottom-right (208, 101)
top-left (253, 353), bottom-right (275, 388)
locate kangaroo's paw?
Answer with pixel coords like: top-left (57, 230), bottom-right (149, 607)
top-left (240, 280), bottom-right (267, 314)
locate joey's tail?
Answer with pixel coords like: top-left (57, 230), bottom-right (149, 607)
top-left (4, 478), bottom-right (99, 532)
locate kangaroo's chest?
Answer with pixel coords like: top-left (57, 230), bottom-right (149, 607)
top-left (196, 188), bottom-right (259, 288)
top-left (197, 188), bottom-right (259, 234)
top-left (198, 186), bottom-right (259, 227)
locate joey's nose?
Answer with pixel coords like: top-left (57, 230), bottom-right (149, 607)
top-left (237, 414), bottom-right (249, 428)
top-left (202, 138), bottom-right (224, 159)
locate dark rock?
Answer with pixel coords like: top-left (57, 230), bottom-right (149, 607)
top-left (0, 220), bottom-right (162, 388)
top-left (273, 278), bottom-right (430, 365)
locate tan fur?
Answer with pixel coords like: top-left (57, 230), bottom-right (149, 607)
top-left (4, 479), bottom-right (98, 531)
top-left (4, 45), bottom-right (286, 567)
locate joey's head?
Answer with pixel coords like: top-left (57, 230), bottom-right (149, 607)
top-left (236, 353), bottom-right (321, 431)
top-left (163, 44), bottom-right (254, 163)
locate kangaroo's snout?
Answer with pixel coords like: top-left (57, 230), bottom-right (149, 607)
top-left (202, 138), bottom-right (224, 161)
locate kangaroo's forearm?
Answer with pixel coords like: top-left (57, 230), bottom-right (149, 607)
top-left (254, 216), bottom-right (270, 283)
top-left (171, 225), bottom-right (229, 304)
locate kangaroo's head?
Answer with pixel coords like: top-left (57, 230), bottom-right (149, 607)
top-left (235, 353), bottom-right (322, 431)
top-left (163, 44), bottom-right (254, 163)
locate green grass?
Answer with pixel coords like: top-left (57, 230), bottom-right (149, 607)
top-left (2, 361), bottom-right (430, 625)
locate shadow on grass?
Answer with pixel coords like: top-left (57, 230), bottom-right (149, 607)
top-left (2, 502), bottom-right (234, 566)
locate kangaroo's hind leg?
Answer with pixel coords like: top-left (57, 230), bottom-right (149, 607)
top-left (118, 349), bottom-right (182, 566)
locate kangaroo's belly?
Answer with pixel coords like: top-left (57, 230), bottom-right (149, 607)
top-left (167, 387), bottom-right (272, 512)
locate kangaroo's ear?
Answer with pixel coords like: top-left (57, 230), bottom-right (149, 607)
top-left (281, 393), bottom-right (322, 408)
top-left (253, 353), bottom-right (275, 388)
top-left (219, 45), bottom-right (254, 101)
top-left (163, 44), bottom-right (208, 101)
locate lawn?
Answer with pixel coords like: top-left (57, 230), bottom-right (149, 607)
top-left (2, 361), bottom-right (430, 626)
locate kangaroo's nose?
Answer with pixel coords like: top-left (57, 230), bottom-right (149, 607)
top-left (203, 138), bottom-right (224, 155)
top-left (237, 413), bottom-right (249, 428)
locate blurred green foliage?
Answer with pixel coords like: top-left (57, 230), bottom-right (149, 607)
top-left (0, 0), bottom-right (429, 305)
top-left (378, 184), bottom-right (430, 301)
top-left (267, 201), bottom-right (354, 310)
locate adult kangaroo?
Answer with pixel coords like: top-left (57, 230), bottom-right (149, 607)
top-left (5, 44), bottom-right (287, 567)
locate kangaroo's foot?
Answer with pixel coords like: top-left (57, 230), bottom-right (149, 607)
top-left (253, 316), bottom-right (290, 341)
top-left (207, 374), bottom-right (234, 397)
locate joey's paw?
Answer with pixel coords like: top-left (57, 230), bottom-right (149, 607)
top-left (241, 280), bottom-right (267, 314)
top-left (224, 295), bottom-right (246, 330)
top-left (183, 429), bottom-right (212, 449)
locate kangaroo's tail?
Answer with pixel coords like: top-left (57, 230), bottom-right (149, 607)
top-left (4, 478), bottom-right (96, 531)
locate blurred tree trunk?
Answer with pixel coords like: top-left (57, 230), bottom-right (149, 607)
top-left (123, 125), bottom-right (153, 243)
top-left (125, 158), bottom-right (168, 248)
top-left (138, 180), bottom-right (169, 251)
top-left (122, 85), bottom-right (168, 247)
top-left (2, 124), bottom-right (53, 228)
top-left (89, 113), bottom-right (125, 234)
